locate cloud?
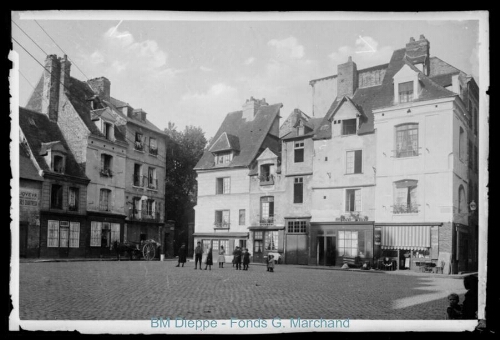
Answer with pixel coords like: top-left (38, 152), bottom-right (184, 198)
top-left (89, 51), bottom-right (104, 64)
top-left (268, 36), bottom-right (305, 60)
top-left (328, 36), bottom-right (394, 70)
top-left (111, 60), bottom-right (127, 73)
top-left (200, 66), bottom-right (213, 72)
top-left (244, 57), bottom-right (255, 65)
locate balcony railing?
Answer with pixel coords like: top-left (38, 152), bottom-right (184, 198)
top-left (134, 141), bottom-right (144, 152)
top-left (259, 174), bottom-right (274, 186)
top-left (214, 221), bottom-right (230, 229)
top-left (260, 216), bottom-right (275, 226)
top-left (149, 146), bottom-right (158, 156)
top-left (393, 203), bottom-right (419, 214)
top-left (147, 178), bottom-right (158, 190)
top-left (129, 210), bottom-right (161, 222)
top-left (99, 203), bottom-right (110, 212)
top-left (100, 168), bottom-right (113, 177)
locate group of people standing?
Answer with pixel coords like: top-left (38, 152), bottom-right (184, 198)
top-left (231, 246), bottom-right (251, 270)
top-left (175, 242), bottom-right (252, 270)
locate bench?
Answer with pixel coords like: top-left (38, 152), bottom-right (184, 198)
top-left (343, 256), bottom-right (362, 268)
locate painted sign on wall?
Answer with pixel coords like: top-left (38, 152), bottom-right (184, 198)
top-left (20, 188), bottom-right (39, 207)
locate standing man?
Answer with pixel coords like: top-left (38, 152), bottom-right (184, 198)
top-left (194, 241), bottom-right (203, 270)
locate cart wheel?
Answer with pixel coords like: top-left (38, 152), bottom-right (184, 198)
top-left (143, 243), bottom-right (156, 261)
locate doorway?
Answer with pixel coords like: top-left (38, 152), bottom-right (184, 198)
top-left (59, 223), bottom-right (69, 257)
top-left (317, 236), bottom-right (336, 266)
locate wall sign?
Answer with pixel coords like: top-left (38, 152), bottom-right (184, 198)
top-left (20, 188), bottom-right (39, 207)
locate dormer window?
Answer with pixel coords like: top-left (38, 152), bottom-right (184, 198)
top-left (398, 81), bottom-right (414, 103)
top-left (135, 132), bottom-right (144, 151)
top-left (215, 151), bottom-right (232, 165)
top-left (342, 119), bottom-right (357, 135)
top-left (53, 155), bottom-right (65, 173)
top-left (101, 121), bottom-right (114, 141)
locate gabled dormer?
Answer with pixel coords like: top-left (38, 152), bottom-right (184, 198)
top-left (293, 116), bottom-right (314, 137)
top-left (392, 63), bottom-right (422, 105)
top-left (209, 132), bottom-right (240, 166)
top-left (91, 107), bottom-right (116, 141)
top-left (329, 96), bottom-right (363, 137)
top-left (39, 141), bottom-right (67, 174)
top-left (256, 148), bottom-right (278, 186)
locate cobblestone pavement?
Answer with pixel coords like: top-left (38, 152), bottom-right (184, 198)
top-left (18, 261), bottom-right (467, 320)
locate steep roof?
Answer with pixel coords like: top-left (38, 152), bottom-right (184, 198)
top-left (282, 117), bottom-right (323, 140)
top-left (19, 107), bottom-right (88, 179)
top-left (19, 144), bottom-right (43, 182)
top-left (109, 97), bottom-right (166, 135)
top-left (209, 132), bottom-right (241, 152)
top-left (195, 103), bottom-right (282, 170)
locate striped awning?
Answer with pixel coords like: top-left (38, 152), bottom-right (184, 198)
top-left (381, 225), bottom-right (430, 251)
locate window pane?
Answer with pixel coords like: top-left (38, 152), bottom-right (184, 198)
top-left (295, 148), bottom-right (304, 163)
top-left (69, 222), bottom-right (80, 248)
top-left (346, 151), bottom-right (354, 173)
top-left (354, 150), bottom-right (362, 173)
top-left (90, 221), bottom-right (102, 247)
top-left (342, 119), bottom-right (357, 135)
top-left (47, 220), bottom-right (59, 247)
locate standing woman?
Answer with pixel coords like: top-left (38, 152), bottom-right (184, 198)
top-left (204, 247), bottom-right (213, 270)
top-left (218, 245), bottom-right (226, 268)
top-left (175, 243), bottom-right (187, 267)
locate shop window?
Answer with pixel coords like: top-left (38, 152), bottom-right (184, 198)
top-left (294, 177), bottom-right (303, 203)
top-left (47, 220), bottom-right (59, 247)
top-left (68, 187), bottom-right (79, 211)
top-left (338, 230), bottom-right (358, 257)
top-left (345, 189), bottom-right (361, 212)
top-left (202, 239), bottom-right (212, 253)
top-left (265, 231), bottom-right (278, 251)
top-left (346, 150), bottom-right (362, 174)
top-left (287, 220), bottom-right (307, 233)
top-left (294, 141), bottom-right (304, 163)
top-left (51, 184), bottom-right (63, 209)
top-left (90, 221), bottom-right (102, 247)
top-left (395, 123), bottom-right (418, 157)
top-left (216, 177), bottom-right (230, 194)
top-left (69, 222), bottom-right (80, 248)
top-left (393, 180), bottom-right (418, 214)
top-left (342, 119), bottom-right (357, 136)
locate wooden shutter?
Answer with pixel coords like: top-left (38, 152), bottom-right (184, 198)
top-left (355, 150), bottom-right (362, 173)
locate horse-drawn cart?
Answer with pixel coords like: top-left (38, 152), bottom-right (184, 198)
top-left (113, 239), bottom-right (160, 261)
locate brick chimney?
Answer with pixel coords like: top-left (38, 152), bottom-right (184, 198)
top-left (405, 34), bottom-right (430, 75)
top-left (41, 55), bottom-right (61, 122)
top-left (242, 97), bottom-right (268, 121)
top-left (337, 56), bottom-right (358, 98)
top-left (87, 77), bottom-right (111, 103)
top-left (59, 55), bottom-right (71, 95)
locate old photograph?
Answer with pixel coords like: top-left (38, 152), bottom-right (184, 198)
top-left (9, 11), bottom-right (489, 333)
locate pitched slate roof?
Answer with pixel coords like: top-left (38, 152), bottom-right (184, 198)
top-left (195, 103), bottom-right (282, 170)
top-left (109, 97), bottom-right (166, 135)
top-left (209, 132), bottom-right (241, 152)
top-left (19, 107), bottom-right (88, 179)
top-left (282, 117), bottom-right (323, 140)
top-left (19, 144), bottom-right (43, 181)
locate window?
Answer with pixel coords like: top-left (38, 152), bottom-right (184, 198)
top-left (68, 187), bottom-right (79, 211)
top-left (254, 231), bottom-right (263, 240)
top-left (346, 150), bottom-right (362, 174)
top-left (53, 155), bottom-right (64, 173)
top-left (294, 141), bottom-right (304, 163)
top-left (259, 164), bottom-right (273, 184)
top-left (287, 220), bottom-right (307, 233)
top-left (398, 81), bottom-right (414, 103)
top-left (47, 220), bottom-right (59, 247)
top-left (147, 167), bottom-right (157, 190)
top-left (468, 141), bottom-right (473, 170)
top-left (69, 222), bottom-right (80, 248)
top-left (260, 196), bottom-right (274, 225)
top-left (110, 223), bottom-right (120, 245)
top-left (132, 197), bottom-right (142, 218)
top-left (133, 164), bottom-right (142, 187)
top-left (342, 119), bottom-right (357, 135)
top-left (90, 221), bottom-right (102, 247)
top-left (135, 132), bottom-right (144, 151)
top-left (345, 189), bottom-right (361, 212)
top-left (239, 209), bottom-right (245, 226)
top-left (393, 180), bottom-right (418, 214)
top-left (395, 123), bottom-right (418, 157)
top-left (100, 154), bottom-right (113, 176)
top-left (215, 210), bottom-right (230, 228)
top-left (99, 189), bottom-right (111, 211)
top-left (338, 231), bottom-right (358, 257)
top-left (215, 151), bottom-right (232, 164)
top-left (265, 231), bottom-right (278, 251)
top-left (459, 126), bottom-right (466, 162)
top-left (294, 177), bottom-right (303, 203)
top-left (103, 122), bottom-right (113, 140)
top-left (458, 185), bottom-right (466, 214)
top-left (216, 177), bottom-right (230, 194)
top-left (51, 184), bottom-right (63, 209)
top-left (145, 199), bottom-right (155, 217)
top-left (149, 137), bottom-right (158, 156)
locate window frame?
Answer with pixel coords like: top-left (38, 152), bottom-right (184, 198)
top-left (47, 220), bottom-right (59, 247)
top-left (99, 188), bottom-right (111, 211)
top-left (68, 187), bottom-right (79, 212)
top-left (69, 222), bottom-right (80, 248)
top-left (393, 180), bottom-right (419, 214)
top-left (260, 196), bottom-right (275, 224)
top-left (338, 230), bottom-right (359, 257)
top-left (398, 81), bottom-right (414, 103)
top-left (264, 231), bottom-right (278, 251)
top-left (345, 188), bottom-right (362, 212)
top-left (287, 220), bottom-right (308, 234)
top-left (294, 141), bottom-right (305, 163)
top-left (346, 149), bottom-right (363, 174)
top-left (239, 209), bottom-right (246, 226)
top-left (342, 119), bottom-right (357, 136)
top-left (293, 177), bottom-right (304, 204)
top-left (214, 210), bottom-right (230, 228)
top-left (395, 123), bottom-right (419, 158)
top-left (51, 184), bottom-right (63, 209)
top-left (216, 177), bottom-right (231, 194)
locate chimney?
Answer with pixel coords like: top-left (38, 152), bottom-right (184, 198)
top-left (41, 55), bottom-right (61, 122)
top-left (405, 34), bottom-right (430, 75)
top-left (242, 97), bottom-right (268, 121)
top-left (337, 56), bottom-right (358, 98)
top-left (87, 77), bottom-right (111, 103)
top-left (59, 55), bottom-right (71, 94)
top-left (133, 108), bottom-right (147, 122)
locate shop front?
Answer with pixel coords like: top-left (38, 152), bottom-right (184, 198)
top-left (309, 222), bottom-right (374, 266)
top-left (192, 232), bottom-right (249, 264)
top-left (248, 227), bottom-right (285, 264)
top-left (87, 211), bottom-right (126, 258)
top-left (375, 224), bottom-right (441, 272)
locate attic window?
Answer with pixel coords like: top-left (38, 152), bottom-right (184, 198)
top-left (399, 81), bottom-right (414, 103)
top-left (102, 121), bottom-right (114, 140)
top-left (342, 119), bottom-right (357, 136)
top-left (215, 151), bottom-right (232, 165)
top-left (53, 155), bottom-right (65, 173)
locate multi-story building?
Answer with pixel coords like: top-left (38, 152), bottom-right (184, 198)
top-left (19, 107), bottom-right (90, 258)
top-left (26, 55), bottom-right (129, 257)
top-left (193, 97), bottom-right (282, 263)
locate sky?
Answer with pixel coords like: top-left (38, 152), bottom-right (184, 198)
top-left (11, 11), bottom-right (486, 141)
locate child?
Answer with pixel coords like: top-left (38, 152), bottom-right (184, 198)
top-left (267, 254), bottom-right (275, 272)
top-left (446, 293), bottom-right (462, 319)
top-left (234, 246), bottom-right (242, 270)
top-left (242, 248), bottom-right (251, 270)
top-left (204, 247), bottom-right (213, 270)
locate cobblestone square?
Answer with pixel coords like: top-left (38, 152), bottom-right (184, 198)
top-left (18, 261), bottom-right (467, 321)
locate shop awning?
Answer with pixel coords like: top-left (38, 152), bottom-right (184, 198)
top-left (381, 225), bottom-right (430, 251)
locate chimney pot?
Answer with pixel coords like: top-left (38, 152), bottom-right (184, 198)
top-left (419, 34), bottom-right (426, 40)
top-left (410, 37), bottom-right (415, 42)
